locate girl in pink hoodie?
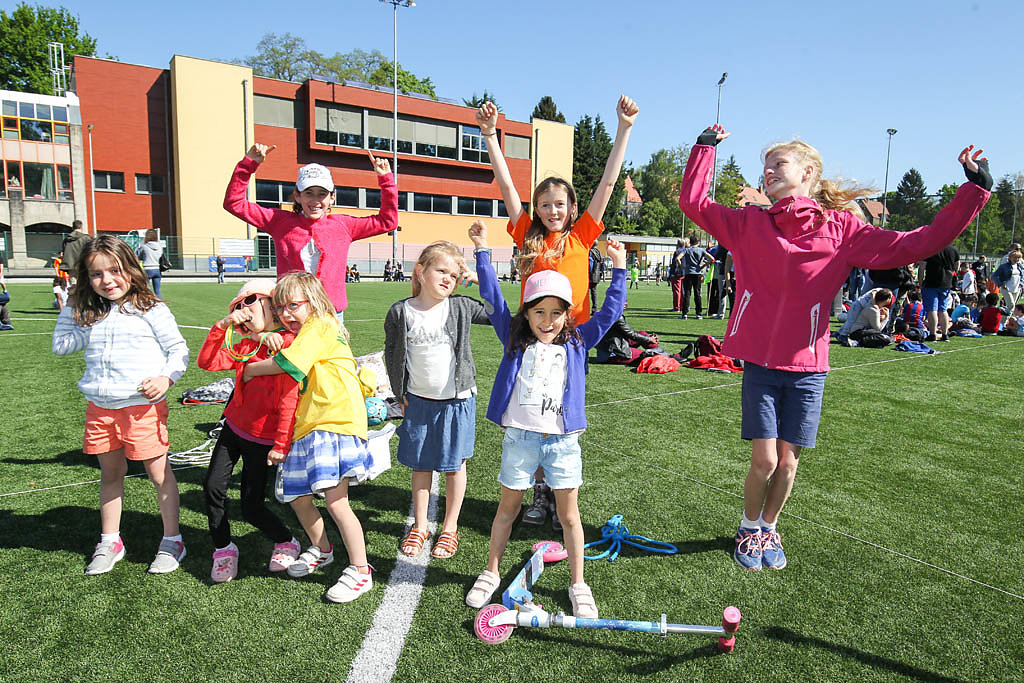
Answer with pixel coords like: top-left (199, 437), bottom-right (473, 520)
top-left (679, 124), bottom-right (991, 571)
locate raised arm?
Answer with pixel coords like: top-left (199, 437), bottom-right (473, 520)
top-left (223, 144), bottom-right (278, 229)
top-left (468, 220), bottom-right (511, 345)
top-left (348, 150), bottom-right (398, 240)
top-left (678, 125), bottom-right (744, 248)
top-left (477, 102), bottom-right (524, 225)
top-left (586, 96), bottom-right (639, 223)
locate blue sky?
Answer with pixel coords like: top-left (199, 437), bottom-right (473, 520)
top-left (16, 0), bottom-right (1024, 194)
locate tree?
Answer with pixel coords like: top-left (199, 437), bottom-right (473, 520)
top-left (887, 168), bottom-right (933, 230)
top-left (714, 155), bottom-right (747, 208)
top-left (463, 90), bottom-right (500, 111)
top-left (0, 3), bottom-right (97, 94)
top-left (633, 146), bottom-right (690, 236)
top-left (939, 183), bottom-right (1005, 255)
top-left (240, 36), bottom-right (436, 97)
top-left (995, 176), bottom-right (1016, 236)
top-left (571, 114), bottom-right (627, 230)
top-left (532, 96), bottom-right (566, 123)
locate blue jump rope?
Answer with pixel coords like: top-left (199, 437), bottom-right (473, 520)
top-left (583, 514), bottom-right (677, 562)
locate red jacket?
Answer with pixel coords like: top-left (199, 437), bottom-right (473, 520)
top-left (197, 325), bottom-right (301, 453)
top-left (223, 157), bottom-right (398, 312)
top-left (680, 144), bottom-right (989, 372)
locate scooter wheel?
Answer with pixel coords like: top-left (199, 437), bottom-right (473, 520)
top-left (474, 604), bottom-right (514, 644)
top-left (717, 635), bottom-right (736, 653)
top-left (531, 540), bottom-right (568, 563)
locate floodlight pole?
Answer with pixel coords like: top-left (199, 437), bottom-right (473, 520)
top-left (381, 0), bottom-right (415, 264)
top-left (709, 72), bottom-right (728, 209)
top-left (881, 128), bottom-right (897, 227)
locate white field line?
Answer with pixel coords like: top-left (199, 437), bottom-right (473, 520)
top-left (0, 332), bottom-right (52, 337)
top-left (581, 438), bottom-right (1024, 604)
top-left (0, 464), bottom-right (204, 498)
top-left (347, 473), bottom-right (439, 683)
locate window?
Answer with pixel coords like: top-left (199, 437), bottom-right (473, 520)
top-left (254, 94), bottom-right (304, 129)
top-left (460, 125), bottom-right (490, 163)
top-left (6, 161), bottom-right (21, 188)
top-left (20, 119), bottom-right (52, 142)
top-left (413, 119), bottom-right (457, 159)
top-left (2, 118), bottom-right (17, 140)
top-left (413, 193), bottom-right (452, 214)
top-left (94, 171), bottom-right (124, 192)
top-left (135, 173), bottom-right (165, 194)
top-left (505, 134), bottom-right (531, 160)
top-left (336, 187), bottom-right (358, 207)
top-left (497, 200), bottom-right (508, 218)
top-left (457, 197), bottom-right (494, 216)
top-left (2, 100), bottom-right (16, 116)
top-left (255, 179), bottom-right (295, 206)
top-left (52, 106), bottom-right (67, 122)
top-left (36, 104), bottom-right (51, 120)
top-left (19, 102), bottom-right (34, 118)
top-left (367, 111), bottom-right (394, 152)
top-left (314, 102), bottom-right (362, 147)
top-left (364, 189), bottom-right (407, 210)
top-left (53, 123), bottom-right (69, 145)
top-left (57, 165), bottom-right (72, 201)
top-left (23, 162), bottom-right (56, 200)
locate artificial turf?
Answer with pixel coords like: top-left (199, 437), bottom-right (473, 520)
top-left (0, 279), bottom-right (1021, 682)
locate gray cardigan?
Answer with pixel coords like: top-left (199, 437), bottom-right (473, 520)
top-left (384, 295), bottom-right (491, 400)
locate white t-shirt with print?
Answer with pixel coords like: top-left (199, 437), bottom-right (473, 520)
top-left (502, 342), bottom-right (568, 434)
top-left (404, 298), bottom-right (472, 400)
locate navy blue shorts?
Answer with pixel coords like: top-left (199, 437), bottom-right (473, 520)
top-left (740, 363), bottom-right (827, 448)
top-left (921, 287), bottom-right (950, 312)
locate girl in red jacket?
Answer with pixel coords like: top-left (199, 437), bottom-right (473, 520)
top-left (197, 279), bottom-right (301, 582)
top-left (680, 125), bottom-right (991, 571)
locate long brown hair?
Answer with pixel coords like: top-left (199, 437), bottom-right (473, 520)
top-left (763, 140), bottom-right (876, 219)
top-left (72, 235), bottom-right (160, 326)
top-left (516, 177), bottom-right (578, 279)
top-left (507, 295), bottom-right (580, 358)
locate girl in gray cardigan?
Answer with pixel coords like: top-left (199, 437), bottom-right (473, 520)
top-left (384, 241), bottom-right (490, 560)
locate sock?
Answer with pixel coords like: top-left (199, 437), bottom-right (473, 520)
top-left (740, 516), bottom-right (760, 530)
top-left (101, 532), bottom-right (120, 543)
top-left (758, 516), bottom-right (777, 531)
top-left (163, 534), bottom-right (183, 544)
top-left (215, 542), bottom-right (237, 552)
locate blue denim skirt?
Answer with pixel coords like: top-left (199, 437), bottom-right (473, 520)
top-left (396, 393), bottom-right (476, 472)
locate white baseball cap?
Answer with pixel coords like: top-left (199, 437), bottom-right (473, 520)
top-left (295, 163), bottom-right (335, 192)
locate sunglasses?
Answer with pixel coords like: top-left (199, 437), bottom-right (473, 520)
top-left (232, 293), bottom-right (265, 311)
top-left (274, 300), bottom-right (309, 314)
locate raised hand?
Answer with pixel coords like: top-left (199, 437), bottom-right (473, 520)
top-left (367, 150), bottom-right (391, 176)
top-left (958, 145), bottom-right (992, 190)
top-left (246, 143), bottom-right (276, 163)
top-left (606, 239), bottom-right (626, 269)
top-left (697, 124), bottom-right (730, 147)
top-left (468, 220), bottom-right (488, 248)
top-left (617, 95), bottom-right (639, 127)
top-left (476, 102), bottom-right (498, 135)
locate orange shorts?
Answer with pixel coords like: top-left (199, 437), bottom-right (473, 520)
top-left (83, 401), bottom-right (169, 461)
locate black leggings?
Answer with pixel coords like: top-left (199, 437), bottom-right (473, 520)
top-left (203, 423), bottom-right (293, 549)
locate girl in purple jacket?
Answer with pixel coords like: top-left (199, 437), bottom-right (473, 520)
top-left (679, 125), bottom-right (991, 571)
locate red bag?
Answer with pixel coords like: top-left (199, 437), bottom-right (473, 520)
top-left (636, 355), bottom-right (681, 374)
top-left (697, 334), bottom-right (723, 356)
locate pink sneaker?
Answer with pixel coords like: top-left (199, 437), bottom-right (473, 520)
top-left (268, 539), bottom-right (300, 572)
top-left (211, 546), bottom-right (238, 583)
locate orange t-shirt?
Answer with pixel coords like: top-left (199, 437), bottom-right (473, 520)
top-left (508, 211), bottom-right (604, 323)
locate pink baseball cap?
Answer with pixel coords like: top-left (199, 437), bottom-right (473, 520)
top-left (523, 269), bottom-right (572, 305)
top-left (227, 278), bottom-right (276, 311)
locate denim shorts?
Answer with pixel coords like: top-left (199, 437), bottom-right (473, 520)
top-left (741, 363), bottom-right (827, 448)
top-left (921, 287), bottom-right (950, 312)
top-left (498, 427), bottom-right (582, 490)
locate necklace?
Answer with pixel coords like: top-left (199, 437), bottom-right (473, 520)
top-left (223, 325), bottom-right (286, 362)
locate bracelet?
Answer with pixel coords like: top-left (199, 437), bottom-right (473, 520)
top-left (480, 128), bottom-right (496, 137)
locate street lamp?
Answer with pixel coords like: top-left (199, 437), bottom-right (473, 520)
top-left (881, 128), bottom-right (897, 227)
top-left (380, 0), bottom-right (415, 263)
top-left (709, 72), bottom-right (728, 207)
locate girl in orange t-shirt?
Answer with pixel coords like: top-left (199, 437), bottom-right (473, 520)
top-left (476, 96), bottom-right (638, 324)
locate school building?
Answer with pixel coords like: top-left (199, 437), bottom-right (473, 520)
top-left (1, 54), bottom-right (575, 273)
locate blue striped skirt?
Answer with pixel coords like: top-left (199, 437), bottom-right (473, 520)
top-left (277, 430), bottom-right (373, 502)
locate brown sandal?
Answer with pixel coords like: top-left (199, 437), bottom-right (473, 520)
top-left (399, 528), bottom-right (431, 557)
top-left (431, 530), bottom-right (459, 559)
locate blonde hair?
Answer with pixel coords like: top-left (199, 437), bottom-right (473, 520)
top-left (516, 177), bottom-right (578, 280)
top-left (272, 271), bottom-right (348, 341)
top-left (763, 140), bottom-right (876, 219)
top-left (411, 241), bottom-right (466, 297)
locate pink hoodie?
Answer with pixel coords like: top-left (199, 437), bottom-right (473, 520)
top-left (679, 144), bottom-right (989, 372)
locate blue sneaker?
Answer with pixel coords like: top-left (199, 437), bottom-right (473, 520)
top-left (733, 526), bottom-right (763, 570)
top-left (760, 527), bottom-right (787, 570)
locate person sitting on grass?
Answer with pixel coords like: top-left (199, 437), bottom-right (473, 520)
top-left (848, 288), bottom-right (893, 346)
top-left (997, 302), bottom-right (1024, 337)
top-left (898, 289), bottom-right (926, 331)
top-left (593, 304), bottom-right (660, 364)
top-left (950, 293), bottom-right (981, 332)
top-left (979, 291), bottom-right (1006, 335)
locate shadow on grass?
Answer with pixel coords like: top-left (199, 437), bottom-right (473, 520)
top-left (762, 626), bottom-right (966, 683)
top-left (1, 448), bottom-right (89, 466)
top-left (11, 308), bottom-right (60, 316)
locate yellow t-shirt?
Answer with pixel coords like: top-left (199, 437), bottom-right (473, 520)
top-left (274, 317), bottom-right (376, 442)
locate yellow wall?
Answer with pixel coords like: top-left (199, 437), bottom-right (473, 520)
top-left (530, 118), bottom-right (574, 191)
top-left (170, 56), bottom-right (254, 255)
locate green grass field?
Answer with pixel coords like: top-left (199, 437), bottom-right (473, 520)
top-left (1, 279), bottom-right (1021, 682)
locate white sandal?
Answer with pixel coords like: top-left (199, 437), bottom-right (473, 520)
top-left (569, 583), bottom-right (599, 619)
top-left (466, 570), bottom-right (500, 608)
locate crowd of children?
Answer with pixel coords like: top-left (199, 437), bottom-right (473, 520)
top-left (49, 94), bottom-right (998, 619)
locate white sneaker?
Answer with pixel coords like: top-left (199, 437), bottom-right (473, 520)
top-left (466, 570), bottom-right (501, 608)
top-left (569, 582), bottom-right (599, 619)
top-left (325, 565), bottom-right (373, 603)
top-left (147, 539), bottom-right (186, 574)
top-left (287, 545), bottom-right (334, 577)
